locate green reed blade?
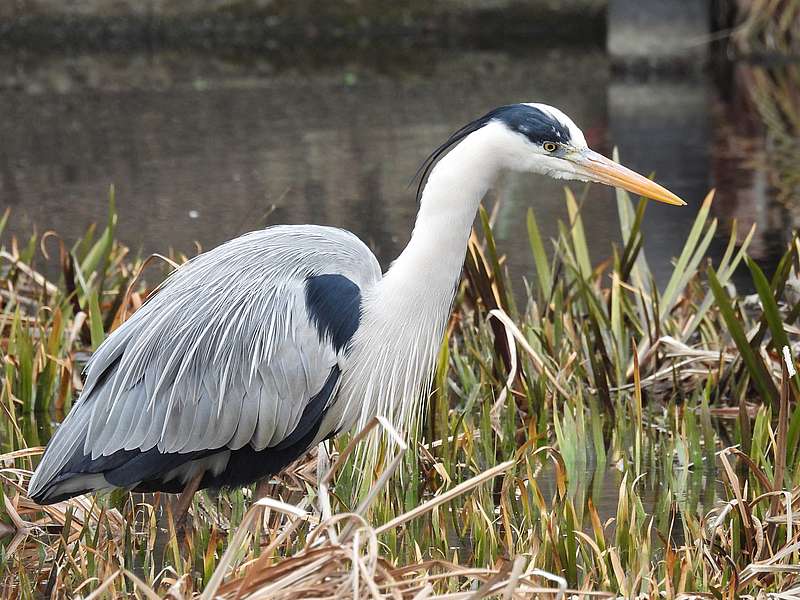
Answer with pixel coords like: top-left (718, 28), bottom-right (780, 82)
top-left (565, 187), bottom-right (591, 280)
top-left (527, 207), bottom-right (552, 295)
top-left (708, 266), bottom-right (779, 409)
top-left (660, 191), bottom-right (713, 320)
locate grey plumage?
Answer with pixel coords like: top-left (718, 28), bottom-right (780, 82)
top-left (29, 225), bottom-right (380, 503)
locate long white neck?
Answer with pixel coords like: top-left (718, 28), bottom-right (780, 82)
top-left (383, 125), bottom-right (503, 298)
top-left (328, 126), bottom-right (505, 446)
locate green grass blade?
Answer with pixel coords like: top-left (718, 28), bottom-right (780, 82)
top-left (683, 223), bottom-right (755, 339)
top-left (747, 256), bottom-right (800, 395)
top-left (88, 289), bottom-right (105, 350)
top-left (527, 207), bottom-right (552, 294)
top-left (614, 148), bottom-right (650, 283)
top-left (478, 204), bottom-right (511, 312)
top-left (707, 266), bottom-right (778, 408)
top-left (565, 187), bottom-right (591, 279)
top-left (81, 188), bottom-right (117, 279)
top-left (660, 190), bottom-right (714, 320)
top-left (747, 256), bottom-right (791, 353)
top-left (0, 208), bottom-right (9, 241)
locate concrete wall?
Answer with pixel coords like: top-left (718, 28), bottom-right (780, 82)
top-left (3, 1), bottom-right (713, 67)
top-left (0, 0), bottom-right (607, 50)
top-left (608, 0), bottom-right (711, 67)
top-left (1, 0), bottom-right (604, 19)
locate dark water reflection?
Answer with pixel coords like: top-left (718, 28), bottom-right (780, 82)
top-left (528, 458), bottom-right (719, 548)
top-left (0, 48), bottom-right (791, 288)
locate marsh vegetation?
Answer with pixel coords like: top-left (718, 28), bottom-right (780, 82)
top-left (2, 4), bottom-right (800, 596)
top-left (1, 171), bottom-right (800, 597)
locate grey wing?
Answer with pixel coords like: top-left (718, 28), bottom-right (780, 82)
top-left (28, 225), bottom-right (381, 503)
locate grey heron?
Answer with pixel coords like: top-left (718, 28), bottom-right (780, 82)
top-left (28, 103), bottom-right (684, 505)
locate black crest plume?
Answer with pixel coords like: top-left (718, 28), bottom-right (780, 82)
top-left (411, 110), bottom-right (498, 203)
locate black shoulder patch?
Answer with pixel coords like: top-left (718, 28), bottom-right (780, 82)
top-left (412, 104), bottom-right (572, 202)
top-left (305, 274), bottom-right (361, 353)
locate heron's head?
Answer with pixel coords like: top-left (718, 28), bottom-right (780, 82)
top-left (418, 103), bottom-right (685, 206)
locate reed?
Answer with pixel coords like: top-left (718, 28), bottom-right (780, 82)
top-left (732, 0), bottom-right (800, 56)
top-left (1, 182), bottom-right (800, 597)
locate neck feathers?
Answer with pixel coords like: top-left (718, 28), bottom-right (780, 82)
top-left (337, 126), bottom-right (504, 436)
top-left (391, 125), bottom-right (503, 291)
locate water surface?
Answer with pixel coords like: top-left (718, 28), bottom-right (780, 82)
top-left (0, 48), bottom-right (789, 286)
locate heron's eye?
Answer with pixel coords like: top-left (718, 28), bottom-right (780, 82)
top-left (543, 141), bottom-right (558, 153)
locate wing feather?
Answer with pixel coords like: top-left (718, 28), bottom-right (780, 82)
top-left (180, 387), bottom-right (213, 453)
top-left (170, 390), bottom-right (199, 453)
top-left (229, 386), bottom-right (259, 451)
top-left (97, 384), bottom-right (144, 456)
top-left (29, 225), bottom-right (381, 502)
top-left (253, 367), bottom-right (280, 451)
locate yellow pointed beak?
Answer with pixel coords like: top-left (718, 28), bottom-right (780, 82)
top-left (570, 149), bottom-right (686, 206)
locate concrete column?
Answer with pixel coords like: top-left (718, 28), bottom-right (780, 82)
top-left (608, 0), bottom-right (711, 68)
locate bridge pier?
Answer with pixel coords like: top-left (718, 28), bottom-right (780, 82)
top-left (608, 0), bottom-right (712, 69)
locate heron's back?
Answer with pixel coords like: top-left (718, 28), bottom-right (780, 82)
top-left (28, 225), bottom-right (381, 504)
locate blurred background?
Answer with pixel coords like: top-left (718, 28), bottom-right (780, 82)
top-left (0, 0), bottom-right (798, 287)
